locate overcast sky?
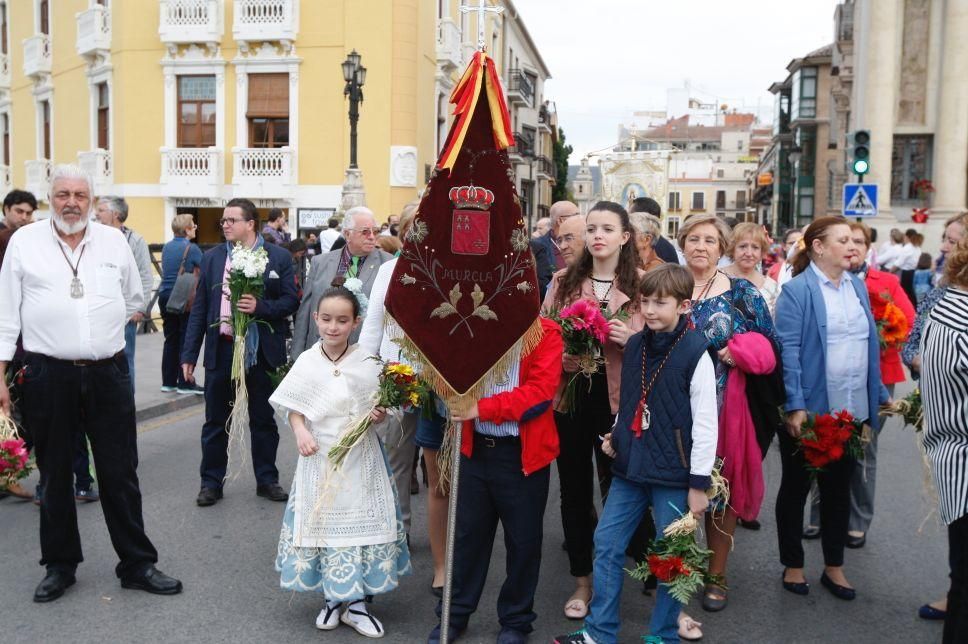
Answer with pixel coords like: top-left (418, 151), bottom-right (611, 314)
top-left (512, 0), bottom-right (842, 164)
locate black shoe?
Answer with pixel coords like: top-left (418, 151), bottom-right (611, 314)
top-left (256, 483), bottom-right (288, 502)
top-left (781, 570), bottom-right (809, 596)
top-left (642, 575), bottom-right (657, 595)
top-left (802, 525), bottom-right (821, 539)
top-left (196, 487), bottom-right (223, 506)
top-left (820, 572), bottom-right (856, 601)
top-left (738, 518), bottom-right (761, 530)
top-left (121, 565), bottom-right (183, 595)
top-left (845, 533), bottom-right (866, 549)
top-left (75, 488), bottom-right (100, 503)
top-left (411, 471), bottom-right (420, 495)
top-left (431, 584), bottom-right (443, 598)
top-left (428, 623), bottom-right (464, 644)
top-left (497, 626), bottom-right (528, 644)
top-left (33, 570), bottom-right (76, 603)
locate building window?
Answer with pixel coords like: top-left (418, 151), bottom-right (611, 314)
top-left (716, 190), bottom-right (726, 209)
top-left (891, 135), bottom-right (932, 202)
top-left (691, 191), bottom-right (705, 211)
top-left (178, 75), bottom-right (216, 148)
top-left (716, 168), bottom-right (724, 178)
top-left (1, 3), bottom-right (7, 55)
top-left (39, 0), bottom-right (49, 35)
top-left (41, 100), bottom-right (50, 159)
top-left (96, 82), bottom-right (109, 150)
top-left (436, 93), bottom-right (447, 153)
top-left (2, 113), bottom-right (9, 165)
top-left (797, 185), bottom-right (814, 223)
top-left (773, 90), bottom-right (790, 136)
top-left (735, 190), bottom-right (746, 210)
top-left (667, 216), bottom-right (681, 237)
top-left (520, 179), bottom-right (534, 221)
top-left (791, 66), bottom-right (817, 120)
top-left (247, 73), bottom-right (289, 148)
top-left (667, 191), bottom-right (680, 211)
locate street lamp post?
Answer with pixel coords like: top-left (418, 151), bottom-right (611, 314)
top-left (339, 50), bottom-right (368, 213)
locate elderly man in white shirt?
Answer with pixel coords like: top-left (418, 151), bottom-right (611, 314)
top-left (0, 165), bottom-right (181, 603)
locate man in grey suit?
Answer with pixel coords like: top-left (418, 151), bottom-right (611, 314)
top-left (291, 206), bottom-right (393, 356)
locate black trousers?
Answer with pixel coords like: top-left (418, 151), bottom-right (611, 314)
top-left (775, 428), bottom-right (854, 568)
top-left (20, 352), bottom-right (158, 577)
top-left (945, 514), bottom-right (968, 643)
top-left (436, 434), bottom-right (550, 633)
top-left (158, 292), bottom-right (190, 388)
top-left (200, 338), bottom-right (280, 489)
top-left (554, 370), bottom-right (651, 577)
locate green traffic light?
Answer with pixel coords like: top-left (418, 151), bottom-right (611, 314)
top-left (853, 159), bottom-right (869, 175)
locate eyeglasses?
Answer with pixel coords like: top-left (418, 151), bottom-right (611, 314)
top-left (349, 228), bottom-right (378, 237)
top-left (220, 217), bottom-right (243, 226)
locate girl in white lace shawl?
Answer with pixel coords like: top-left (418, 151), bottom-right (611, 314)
top-left (270, 286), bottom-right (411, 638)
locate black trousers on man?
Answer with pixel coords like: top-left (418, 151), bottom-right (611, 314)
top-left (775, 428), bottom-right (855, 568)
top-left (20, 352), bottom-right (158, 577)
top-left (436, 434), bottom-right (550, 634)
top-left (200, 337), bottom-right (279, 490)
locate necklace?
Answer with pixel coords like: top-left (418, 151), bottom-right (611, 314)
top-left (694, 271), bottom-right (721, 302)
top-left (56, 240), bottom-right (86, 299)
top-left (320, 342), bottom-right (350, 376)
top-left (591, 277), bottom-right (614, 308)
top-left (637, 326), bottom-right (688, 433)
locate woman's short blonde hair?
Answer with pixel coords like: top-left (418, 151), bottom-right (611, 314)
top-left (397, 200), bottom-right (419, 241)
top-left (945, 237), bottom-right (968, 288)
top-left (171, 213), bottom-right (196, 237)
top-left (727, 222), bottom-right (770, 259)
top-left (677, 213), bottom-right (732, 257)
top-left (629, 212), bottom-right (661, 247)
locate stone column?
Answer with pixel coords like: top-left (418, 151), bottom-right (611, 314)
top-left (853, 0), bottom-right (901, 226)
top-left (931, 0), bottom-right (968, 224)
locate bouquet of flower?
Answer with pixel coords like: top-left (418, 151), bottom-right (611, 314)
top-left (545, 299), bottom-right (610, 412)
top-left (328, 360), bottom-right (430, 469)
top-left (869, 290), bottom-right (910, 350)
top-left (883, 388), bottom-right (923, 432)
top-left (222, 242), bottom-right (269, 479)
top-left (797, 410), bottom-right (866, 475)
top-left (627, 510), bottom-right (724, 604)
top-left (0, 411), bottom-right (31, 490)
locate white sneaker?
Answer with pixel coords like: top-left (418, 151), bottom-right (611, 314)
top-left (315, 602), bottom-right (342, 630)
top-left (341, 601), bottom-right (385, 638)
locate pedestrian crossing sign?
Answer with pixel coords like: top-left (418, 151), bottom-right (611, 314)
top-left (843, 183), bottom-right (878, 218)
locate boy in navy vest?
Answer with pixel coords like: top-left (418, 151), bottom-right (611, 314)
top-left (556, 264), bottom-right (718, 644)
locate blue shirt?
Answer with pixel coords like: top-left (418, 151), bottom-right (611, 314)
top-left (159, 236), bottom-right (203, 294)
top-left (809, 262), bottom-right (870, 421)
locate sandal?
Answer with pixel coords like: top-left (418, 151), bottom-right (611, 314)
top-left (678, 613), bottom-right (703, 641)
top-left (701, 583), bottom-right (727, 612)
top-left (564, 588), bottom-right (592, 620)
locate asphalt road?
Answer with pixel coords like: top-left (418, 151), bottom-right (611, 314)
top-left (1, 380), bottom-right (948, 643)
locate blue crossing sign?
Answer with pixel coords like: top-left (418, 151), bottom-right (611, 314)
top-left (843, 183), bottom-right (878, 218)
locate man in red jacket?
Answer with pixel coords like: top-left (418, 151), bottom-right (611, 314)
top-left (428, 317), bottom-right (563, 644)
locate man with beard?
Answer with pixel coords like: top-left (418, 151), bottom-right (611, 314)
top-left (0, 165), bottom-right (181, 602)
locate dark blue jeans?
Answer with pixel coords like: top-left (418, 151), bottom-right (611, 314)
top-left (585, 476), bottom-right (686, 643)
top-left (20, 352), bottom-right (158, 577)
top-left (435, 434), bottom-right (550, 633)
top-left (200, 338), bottom-right (280, 489)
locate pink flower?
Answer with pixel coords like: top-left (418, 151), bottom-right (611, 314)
top-left (560, 300), bottom-right (610, 344)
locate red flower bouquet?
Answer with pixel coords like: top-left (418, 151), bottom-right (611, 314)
top-left (0, 409), bottom-right (32, 489)
top-left (546, 299), bottom-right (611, 412)
top-left (797, 410), bottom-right (866, 475)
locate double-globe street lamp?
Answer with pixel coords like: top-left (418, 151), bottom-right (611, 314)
top-left (342, 49), bottom-right (367, 169)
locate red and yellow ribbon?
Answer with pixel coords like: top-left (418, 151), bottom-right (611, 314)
top-left (437, 51), bottom-right (515, 174)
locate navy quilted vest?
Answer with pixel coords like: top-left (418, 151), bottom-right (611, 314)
top-left (611, 318), bottom-right (710, 488)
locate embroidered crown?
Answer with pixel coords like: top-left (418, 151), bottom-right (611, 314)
top-left (448, 185), bottom-right (495, 210)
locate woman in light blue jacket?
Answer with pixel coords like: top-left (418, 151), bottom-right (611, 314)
top-left (774, 216), bottom-right (887, 602)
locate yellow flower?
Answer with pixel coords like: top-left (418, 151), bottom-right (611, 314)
top-left (387, 363), bottom-right (415, 377)
top-left (408, 392), bottom-right (421, 406)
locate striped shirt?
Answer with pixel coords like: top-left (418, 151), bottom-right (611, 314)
top-left (921, 287), bottom-right (968, 525)
top-left (475, 353), bottom-right (522, 438)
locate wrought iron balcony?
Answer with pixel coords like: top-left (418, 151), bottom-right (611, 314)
top-left (506, 70), bottom-right (535, 107)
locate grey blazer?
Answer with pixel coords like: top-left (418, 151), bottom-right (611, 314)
top-left (291, 247), bottom-right (393, 356)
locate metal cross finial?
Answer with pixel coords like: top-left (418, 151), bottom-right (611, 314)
top-left (459, 0), bottom-right (504, 52)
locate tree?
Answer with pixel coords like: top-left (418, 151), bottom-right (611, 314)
top-left (552, 125), bottom-right (574, 203)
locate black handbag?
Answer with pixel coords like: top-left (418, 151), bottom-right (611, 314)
top-left (165, 244), bottom-right (198, 314)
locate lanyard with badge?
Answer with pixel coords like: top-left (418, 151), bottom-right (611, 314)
top-left (56, 241), bottom-right (86, 298)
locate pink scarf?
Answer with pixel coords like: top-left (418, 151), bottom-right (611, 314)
top-left (718, 331), bottom-right (775, 521)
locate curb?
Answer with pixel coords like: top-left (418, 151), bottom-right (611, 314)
top-left (136, 394), bottom-right (204, 423)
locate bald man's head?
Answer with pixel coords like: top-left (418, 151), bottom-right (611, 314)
top-left (549, 201), bottom-right (580, 234)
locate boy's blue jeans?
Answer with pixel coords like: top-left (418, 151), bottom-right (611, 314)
top-left (584, 475), bottom-right (687, 644)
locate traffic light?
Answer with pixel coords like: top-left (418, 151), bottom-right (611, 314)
top-left (847, 130), bottom-right (871, 176)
